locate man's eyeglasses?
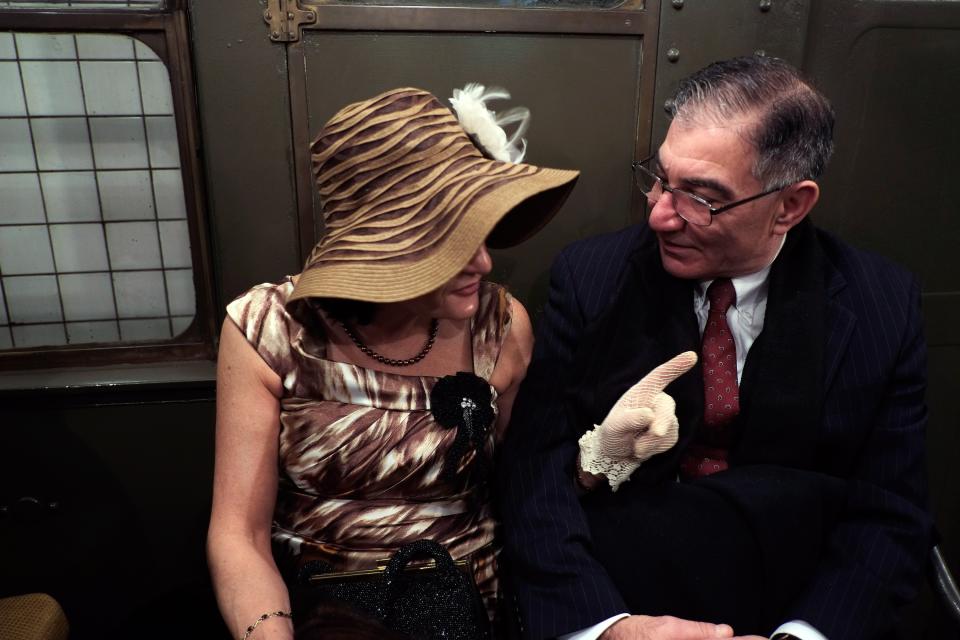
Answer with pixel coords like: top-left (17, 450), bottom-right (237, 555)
top-left (631, 155), bottom-right (787, 227)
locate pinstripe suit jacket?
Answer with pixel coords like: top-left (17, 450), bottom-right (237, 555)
top-left (499, 219), bottom-right (933, 639)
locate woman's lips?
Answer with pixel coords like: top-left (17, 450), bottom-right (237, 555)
top-left (451, 281), bottom-right (480, 296)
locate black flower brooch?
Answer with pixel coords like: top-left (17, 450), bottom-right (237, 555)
top-left (430, 372), bottom-right (495, 481)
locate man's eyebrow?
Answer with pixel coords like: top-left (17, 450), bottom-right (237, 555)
top-left (681, 177), bottom-right (735, 201)
top-left (654, 151), bottom-right (736, 200)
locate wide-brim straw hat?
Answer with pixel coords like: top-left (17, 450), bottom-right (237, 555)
top-left (288, 86), bottom-right (579, 304)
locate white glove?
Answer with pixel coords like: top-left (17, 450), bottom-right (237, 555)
top-left (578, 351), bottom-right (698, 491)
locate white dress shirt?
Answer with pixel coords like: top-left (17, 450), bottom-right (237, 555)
top-left (693, 266), bottom-right (771, 385)
top-left (562, 240), bottom-right (828, 640)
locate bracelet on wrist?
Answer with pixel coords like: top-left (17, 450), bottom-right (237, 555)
top-left (241, 610), bottom-right (292, 640)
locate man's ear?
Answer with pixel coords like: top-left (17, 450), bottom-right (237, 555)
top-left (773, 179), bottom-right (819, 233)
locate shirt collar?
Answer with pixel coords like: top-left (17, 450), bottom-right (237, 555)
top-left (694, 234), bottom-right (786, 314)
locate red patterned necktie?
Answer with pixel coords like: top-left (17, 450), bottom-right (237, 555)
top-left (680, 278), bottom-right (740, 479)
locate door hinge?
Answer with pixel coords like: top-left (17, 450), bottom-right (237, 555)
top-left (263, 0), bottom-right (317, 43)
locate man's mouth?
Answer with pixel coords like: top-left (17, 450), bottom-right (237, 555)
top-left (659, 239), bottom-right (695, 256)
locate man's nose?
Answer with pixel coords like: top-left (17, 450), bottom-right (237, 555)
top-left (647, 193), bottom-right (685, 232)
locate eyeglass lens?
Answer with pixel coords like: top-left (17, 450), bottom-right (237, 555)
top-left (635, 165), bottom-right (712, 226)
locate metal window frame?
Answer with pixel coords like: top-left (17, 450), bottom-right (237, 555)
top-left (0, 0), bottom-right (217, 369)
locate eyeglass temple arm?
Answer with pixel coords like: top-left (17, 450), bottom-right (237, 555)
top-left (710, 184), bottom-right (786, 215)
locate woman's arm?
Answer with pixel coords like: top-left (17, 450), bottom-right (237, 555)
top-left (208, 319), bottom-right (293, 640)
top-left (491, 297), bottom-right (534, 441)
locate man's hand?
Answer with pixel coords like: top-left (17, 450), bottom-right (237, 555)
top-left (578, 351), bottom-right (698, 490)
top-left (602, 351), bottom-right (697, 455)
top-left (599, 615), bottom-right (733, 640)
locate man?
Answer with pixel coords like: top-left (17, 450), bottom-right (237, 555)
top-left (499, 56), bottom-right (932, 640)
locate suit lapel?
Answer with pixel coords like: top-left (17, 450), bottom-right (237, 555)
top-left (823, 270), bottom-right (855, 395)
top-left (583, 234), bottom-right (702, 486)
top-left (655, 267), bottom-right (704, 457)
top-left (733, 219), bottom-right (850, 469)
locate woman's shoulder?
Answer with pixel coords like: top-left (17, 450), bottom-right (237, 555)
top-left (224, 277), bottom-right (301, 374)
top-left (227, 277), bottom-right (294, 323)
top-left (230, 276), bottom-right (295, 307)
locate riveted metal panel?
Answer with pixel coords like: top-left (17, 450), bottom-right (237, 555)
top-left (189, 0), bottom-right (302, 309)
top-left (298, 31), bottom-right (654, 314)
top-left (802, 5), bottom-right (960, 624)
top-left (651, 0), bottom-right (811, 148)
top-left (803, 2), bottom-right (960, 348)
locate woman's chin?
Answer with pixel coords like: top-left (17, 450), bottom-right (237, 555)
top-left (438, 294), bottom-right (480, 320)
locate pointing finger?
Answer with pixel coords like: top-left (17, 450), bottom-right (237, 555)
top-left (631, 351), bottom-right (698, 403)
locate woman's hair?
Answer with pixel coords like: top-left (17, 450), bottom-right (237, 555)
top-left (312, 297), bottom-right (378, 326)
top-left (286, 297), bottom-right (378, 336)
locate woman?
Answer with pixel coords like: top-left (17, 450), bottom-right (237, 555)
top-left (208, 85), bottom-right (578, 639)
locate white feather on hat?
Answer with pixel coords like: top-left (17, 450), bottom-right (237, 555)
top-left (449, 83), bottom-right (530, 164)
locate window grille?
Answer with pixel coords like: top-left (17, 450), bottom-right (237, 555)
top-left (0, 32), bottom-right (195, 351)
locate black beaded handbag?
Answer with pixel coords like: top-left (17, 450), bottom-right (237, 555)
top-left (291, 539), bottom-right (491, 640)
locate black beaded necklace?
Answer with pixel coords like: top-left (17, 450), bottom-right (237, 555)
top-left (339, 318), bottom-right (439, 367)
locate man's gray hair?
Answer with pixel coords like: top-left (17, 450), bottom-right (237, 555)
top-left (668, 55), bottom-right (835, 189)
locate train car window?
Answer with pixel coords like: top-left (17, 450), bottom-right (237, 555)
top-left (0, 3), bottom-right (215, 370)
top-left (0, 32), bottom-right (194, 349)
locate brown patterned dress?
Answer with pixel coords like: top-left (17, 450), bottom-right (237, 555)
top-left (226, 278), bottom-right (513, 621)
